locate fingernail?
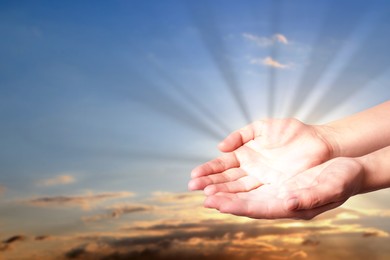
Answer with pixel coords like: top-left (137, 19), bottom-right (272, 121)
top-left (286, 198), bottom-right (299, 211)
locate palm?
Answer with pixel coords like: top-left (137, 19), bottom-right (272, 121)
top-left (203, 158), bottom-right (363, 220)
top-left (189, 119), bottom-right (332, 194)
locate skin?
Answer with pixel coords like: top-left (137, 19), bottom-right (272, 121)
top-left (202, 157), bottom-right (363, 220)
top-left (189, 101), bottom-right (390, 219)
top-left (317, 100), bottom-right (390, 158)
top-left (189, 118), bottom-right (333, 194)
top-left (202, 146), bottom-right (390, 220)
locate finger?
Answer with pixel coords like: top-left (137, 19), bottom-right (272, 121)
top-left (191, 153), bottom-right (239, 178)
top-left (218, 120), bottom-right (264, 152)
top-left (204, 175), bottom-right (263, 195)
top-left (285, 178), bottom-right (344, 211)
top-left (291, 201), bottom-right (345, 220)
top-left (188, 168), bottom-right (246, 191)
top-left (209, 193), bottom-right (344, 220)
top-left (203, 192), bottom-right (236, 209)
top-left (206, 192), bottom-right (277, 219)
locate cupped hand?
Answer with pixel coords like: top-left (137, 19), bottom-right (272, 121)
top-left (189, 118), bottom-right (334, 194)
top-left (203, 157), bottom-right (364, 220)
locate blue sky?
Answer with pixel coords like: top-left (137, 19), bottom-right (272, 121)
top-left (1, 0), bottom-right (390, 259)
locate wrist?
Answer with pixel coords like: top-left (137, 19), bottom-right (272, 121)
top-left (354, 155), bottom-right (372, 194)
top-left (354, 147), bottom-right (390, 194)
top-left (313, 124), bottom-right (341, 159)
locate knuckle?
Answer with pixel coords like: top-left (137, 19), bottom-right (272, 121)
top-left (213, 158), bottom-right (225, 171)
top-left (305, 192), bottom-right (321, 209)
top-left (332, 183), bottom-right (347, 200)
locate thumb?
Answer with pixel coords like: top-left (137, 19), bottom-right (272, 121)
top-left (285, 182), bottom-right (341, 211)
top-left (218, 132), bottom-right (242, 152)
top-left (219, 121), bottom-right (264, 152)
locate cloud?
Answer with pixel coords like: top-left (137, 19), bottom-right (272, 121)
top-left (71, 204), bottom-right (390, 260)
top-left (3, 235), bottom-right (26, 244)
top-left (274, 33), bottom-right (288, 44)
top-left (362, 231), bottom-right (388, 238)
top-left (251, 56), bottom-right (290, 69)
top-left (35, 235), bottom-right (51, 241)
top-left (291, 250), bottom-right (308, 259)
top-left (65, 213), bottom-right (390, 260)
top-left (37, 175), bottom-right (76, 187)
top-left (150, 191), bottom-right (204, 204)
top-left (66, 230), bottom-right (295, 260)
top-left (301, 239), bottom-right (320, 246)
top-left (0, 235), bottom-right (26, 252)
top-left (5, 191), bottom-right (390, 260)
top-left (27, 191), bottom-right (134, 210)
top-left (65, 245), bottom-right (86, 259)
top-left (82, 203), bottom-right (153, 222)
top-left (243, 33), bottom-right (288, 47)
top-left (0, 185), bottom-right (6, 195)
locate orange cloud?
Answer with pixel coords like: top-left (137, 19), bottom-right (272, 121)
top-left (4, 191), bottom-right (390, 260)
top-left (27, 191), bottom-right (134, 210)
top-left (274, 33), bottom-right (289, 44)
top-left (256, 56), bottom-right (289, 69)
top-left (37, 174), bottom-right (76, 186)
top-left (151, 191), bottom-right (204, 204)
top-left (0, 185), bottom-right (6, 195)
top-left (35, 235), bottom-right (51, 241)
top-left (301, 238), bottom-right (320, 246)
top-left (0, 235), bottom-right (26, 252)
top-left (243, 33), bottom-right (289, 47)
top-left (82, 203), bottom-right (153, 222)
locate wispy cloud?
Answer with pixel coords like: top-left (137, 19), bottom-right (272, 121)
top-left (0, 235), bottom-right (26, 252)
top-left (65, 245), bottom-right (86, 259)
top-left (82, 203), bottom-right (153, 222)
top-left (35, 235), bottom-right (51, 241)
top-left (37, 175), bottom-right (76, 187)
top-left (27, 192), bottom-right (134, 210)
top-left (273, 33), bottom-right (288, 44)
top-left (251, 56), bottom-right (290, 69)
top-left (362, 230), bottom-right (388, 238)
top-left (301, 239), bottom-right (320, 246)
top-left (63, 208), bottom-right (390, 260)
top-left (151, 191), bottom-right (204, 204)
top-left (3, 191), bottom-right (390, 259)
top-left (0, 185), bottom-right (6, 195)
top-left (243, 33), bottom-right (289, 47)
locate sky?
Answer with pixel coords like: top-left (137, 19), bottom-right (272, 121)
top-left (1, 0), bottom-right (390, 259)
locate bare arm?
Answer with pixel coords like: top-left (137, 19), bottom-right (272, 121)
top-left (217, 101), bottom-right (390, 160)
top-left (317, 100), bottom-right (390, 158)
top-left (357, 145), bottom-right (390, 194)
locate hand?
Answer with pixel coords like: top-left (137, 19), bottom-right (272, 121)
top-left (203, 157), bottom-right (364, 220)
top-left (189, 118), bottom-right (333, 194)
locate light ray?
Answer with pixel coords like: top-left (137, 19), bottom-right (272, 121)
top-left (286, 0), bottom-right (371, 118)
top-left (123, 71), bottom-right (225, 141)
top-left (267, 0), bottom-right (283, 118)
top-left (147, 55), bottom-right (232, 135)
top-left (188, 1), bottom-right (252, 124)
top-left (304, 11), bottom-right (390, 123)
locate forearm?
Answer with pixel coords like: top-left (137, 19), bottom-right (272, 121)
top-left (317, 100), bottom-right (390, 158)
top-left (357, 145), bottom-right (390, 194)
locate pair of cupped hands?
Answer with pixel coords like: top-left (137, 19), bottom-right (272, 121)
top-left (188, 119), bottom-right (363, 220)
